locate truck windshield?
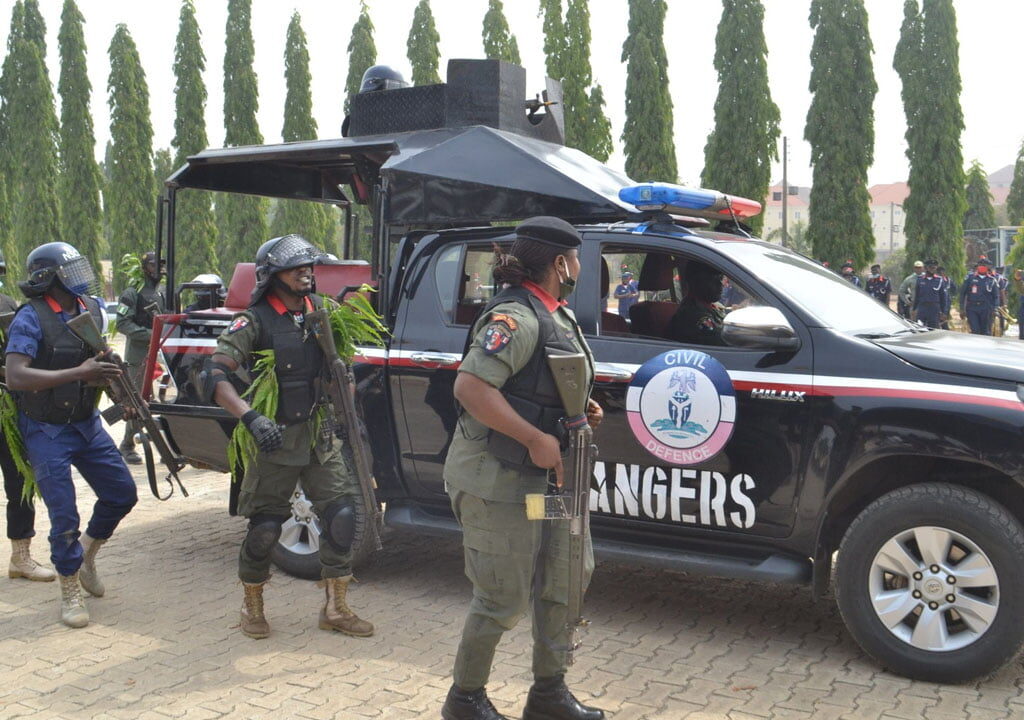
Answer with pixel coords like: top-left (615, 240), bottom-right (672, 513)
top-left (721, 243), bottom-right (917, 336)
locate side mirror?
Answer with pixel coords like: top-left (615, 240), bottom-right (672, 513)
top-left (722, 306), bottom-right (801, 351)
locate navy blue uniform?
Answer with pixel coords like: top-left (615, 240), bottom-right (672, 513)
top-left (959, 272), bottom-right (998, 335)
top-left (5, 298), bottom-right (137, 576)
top-left (913, 274), bottom-right (947, 329)
top-left (865, 275), bottom-right (891, 305)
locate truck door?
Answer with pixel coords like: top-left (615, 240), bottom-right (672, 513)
top-left (578, 236), bottom-right (814, 538)
top-left (390, 240), bottom-right (504, 499)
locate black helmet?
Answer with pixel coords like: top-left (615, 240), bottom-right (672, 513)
top-left (19, 242), bottom-right (98, 299)
top-left (191, 273), bottom-right (226, 298)
top-left (359, 64), bottom-right (409, 93)
top-left (252, 234), bottom-right (328, 303)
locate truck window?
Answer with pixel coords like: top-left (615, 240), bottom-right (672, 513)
top-left (434, 245), bottom-right (462, 324)
top-left (454, 245), bottom-right (507, 326)
top-left (600, 246), bottom-right (763, 345)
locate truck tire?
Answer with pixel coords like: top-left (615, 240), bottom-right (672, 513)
top-left (271, 483), bottom-right (381, 580)
top-left (835, 483), bottom-right (1024, 683)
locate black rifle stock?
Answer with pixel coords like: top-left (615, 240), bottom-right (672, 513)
top-left (65, 312), bottom-right (188, 500)
top-left (525, 351), bottom-right (595, 665)
top-left (306, 309), bottom-right (383, 550)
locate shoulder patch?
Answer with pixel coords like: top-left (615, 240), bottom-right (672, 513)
top-left (481, 323), bottom-right (512, 355)
top-left (116, 303), bottom-right (131, 317)
top-left (228, 317), bottom-right (249, 334)
top-left (489, 312), bottom-right (518, 331)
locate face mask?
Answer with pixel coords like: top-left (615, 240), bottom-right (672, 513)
top-left (556, 258), bottom-right (576, 300)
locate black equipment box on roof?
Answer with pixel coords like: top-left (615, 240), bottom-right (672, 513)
top-left (347, 59), bottom-right (565, 145)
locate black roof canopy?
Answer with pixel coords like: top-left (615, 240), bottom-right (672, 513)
top-left (168, 125), bottom-right (638, 226)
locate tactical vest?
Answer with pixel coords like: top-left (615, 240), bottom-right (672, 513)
top-left (250, 294), bottom-right (324, 426)
top-left (132, 281), bottom-right (166, 329)
top-left (12, 296), bottom-right (105, 424)
top-left (465, 286), bottom-right (592, 471)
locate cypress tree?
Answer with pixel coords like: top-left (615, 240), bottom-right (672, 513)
top-left (562, 0), bottom-right (613, 161)
top-left (107, 24), bottom-right (156, 289)
top-left (482, 0), bottom-right (521, 65)
top-left (7, 39), bottom-right (62, 270)
top-left (540, 0), bottom-right (566, 82)
top-left (895, 0), bottom-right (966, 280)
top-left (0, 175), bottom-right (11, 270)
top-left (701, 0), bottom-right (779, 236)
top-left (0, 2), bottom-right (26, 190)
top-left (344, 1), bottom-right (376, 114)
top-left (581, 84), bottom-right (613, 162)
top-left (622, 0), bottom-right (676, 182)
top-left (58, 0), bottom-right (105, 276)
top-left (1005, 140), bottom-right (1024, 225)
top-left (173, 0), bottom-right (218, 284)
top-left (21, 0), bottom-right (45, 54)
top-left (407, 0), bottom-right (441, 86)
top-left (271, 12), bottom-right (334, 249)
top-left (153, 148), bottom-right (175, 189)
top-left (963, 160), bottom-right (995, 231)
top-left (804, 0), bottom-right (877, 270)
top-left (218, 0), bottom-right (267, 276)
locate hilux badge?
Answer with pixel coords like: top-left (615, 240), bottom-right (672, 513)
top-left (626, 349), bottom-right (736, 466)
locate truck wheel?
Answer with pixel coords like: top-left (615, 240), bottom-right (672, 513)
top-left (271, 484), bottom-right (381, 580)
top-left (835, 483), bottom-right (1024, 683)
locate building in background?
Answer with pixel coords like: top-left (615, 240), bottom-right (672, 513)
top-left (761, 183), bottom-right (810, 245)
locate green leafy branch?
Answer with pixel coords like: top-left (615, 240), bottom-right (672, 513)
top-left (0, 389), bottom-right (37, 500)
top-left (226, 349), bottom-right (278, 484)
top-left (324, 285), bottom-right (388, 362)
top-left (118, 252), bottom-right (144, 290)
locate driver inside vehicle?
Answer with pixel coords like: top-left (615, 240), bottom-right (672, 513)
top-left (668, 260), bottom-right (727, 346)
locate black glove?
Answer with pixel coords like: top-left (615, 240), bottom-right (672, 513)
top-left (242, 410), bottom-right (283, 453)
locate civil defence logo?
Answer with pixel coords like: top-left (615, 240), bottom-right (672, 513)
top-left (626, 349), bottom-right (736, 466)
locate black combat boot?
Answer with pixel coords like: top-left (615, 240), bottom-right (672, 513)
top-left (522, 675), bottom-right (605, 720)
top-left (441, 684), bottom-right (508, 720)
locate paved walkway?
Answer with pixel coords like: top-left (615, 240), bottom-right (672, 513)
top-left (2, 467), bottom-right (1024, 719)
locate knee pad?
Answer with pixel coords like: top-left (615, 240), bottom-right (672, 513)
top-left (321, 502), bottom-right (356, 552)
top-left (242, 516), bottom-right (284, 561)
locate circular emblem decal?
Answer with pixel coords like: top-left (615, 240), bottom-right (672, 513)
top-left (626, 349), bottom-right (736, 466)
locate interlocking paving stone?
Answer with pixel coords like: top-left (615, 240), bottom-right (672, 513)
top-left (2, 454), bottom-right (1024, 719)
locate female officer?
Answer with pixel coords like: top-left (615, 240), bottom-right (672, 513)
top-left (441, 217), bottom-right (605, 720)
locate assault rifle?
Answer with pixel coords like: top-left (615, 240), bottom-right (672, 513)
top-left (66, 312), bottom-right (188, 500)
top-left (306, 308), bottom-right (383, 551)
top-left (525, 351), bottom-right (596, 665)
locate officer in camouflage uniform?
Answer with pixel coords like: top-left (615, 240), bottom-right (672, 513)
top-left (114, 251), bottom-right (166, 464)
top-left (203, 234), bottom-right (373, 640)
top-left (442, 217), bottom-right (605, 720)
top-left (668, 260), bottom-right (727, 346)
top-left (0, 252), bottom-right (56, 582)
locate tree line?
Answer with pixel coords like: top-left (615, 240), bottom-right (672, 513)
top-left (0, 0), bottom-right (1020, 298)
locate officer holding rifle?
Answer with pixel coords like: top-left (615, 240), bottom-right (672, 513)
top-left (3, 242), bottom-right (138, 629)
top-left (442, 217), bottom-right (605, 720)
top-left (114, 251), bottom-right (166, 464)
top-left (202, 234), bottom-right (374, 640)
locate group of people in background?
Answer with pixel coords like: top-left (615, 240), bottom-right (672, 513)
top-left (837, 255), bottom-right (1017, 338)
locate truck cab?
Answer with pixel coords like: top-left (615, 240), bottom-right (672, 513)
top-left (144, 59), bottom-right (1024, 683)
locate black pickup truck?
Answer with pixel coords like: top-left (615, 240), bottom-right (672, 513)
top-left (145, 60), bottom-right (1024, 683)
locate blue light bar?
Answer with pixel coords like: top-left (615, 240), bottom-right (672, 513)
top-left (619, 182), bottom-right (761, 219)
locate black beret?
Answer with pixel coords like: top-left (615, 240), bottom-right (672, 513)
top-left (925, 258), bottom-right (938, 265)
top-left (515, 216), bottom-right (581, 249)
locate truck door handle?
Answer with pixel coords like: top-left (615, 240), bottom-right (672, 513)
top-left (595, 362), bottom-right (634, 382)
top-left (409, 352), bottom-right (461, 367)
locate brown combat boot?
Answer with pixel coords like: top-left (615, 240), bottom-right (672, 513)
top-left (79, 534), bottom-right (106, 596)
top-left (240, 581), bottom-right (270, 639)
top-left (58, 572), bottom-right (89, 628)
top-left (8, 538), bottom-right (56, 582)
top-left (318, 575), bottom-right (374, 637)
